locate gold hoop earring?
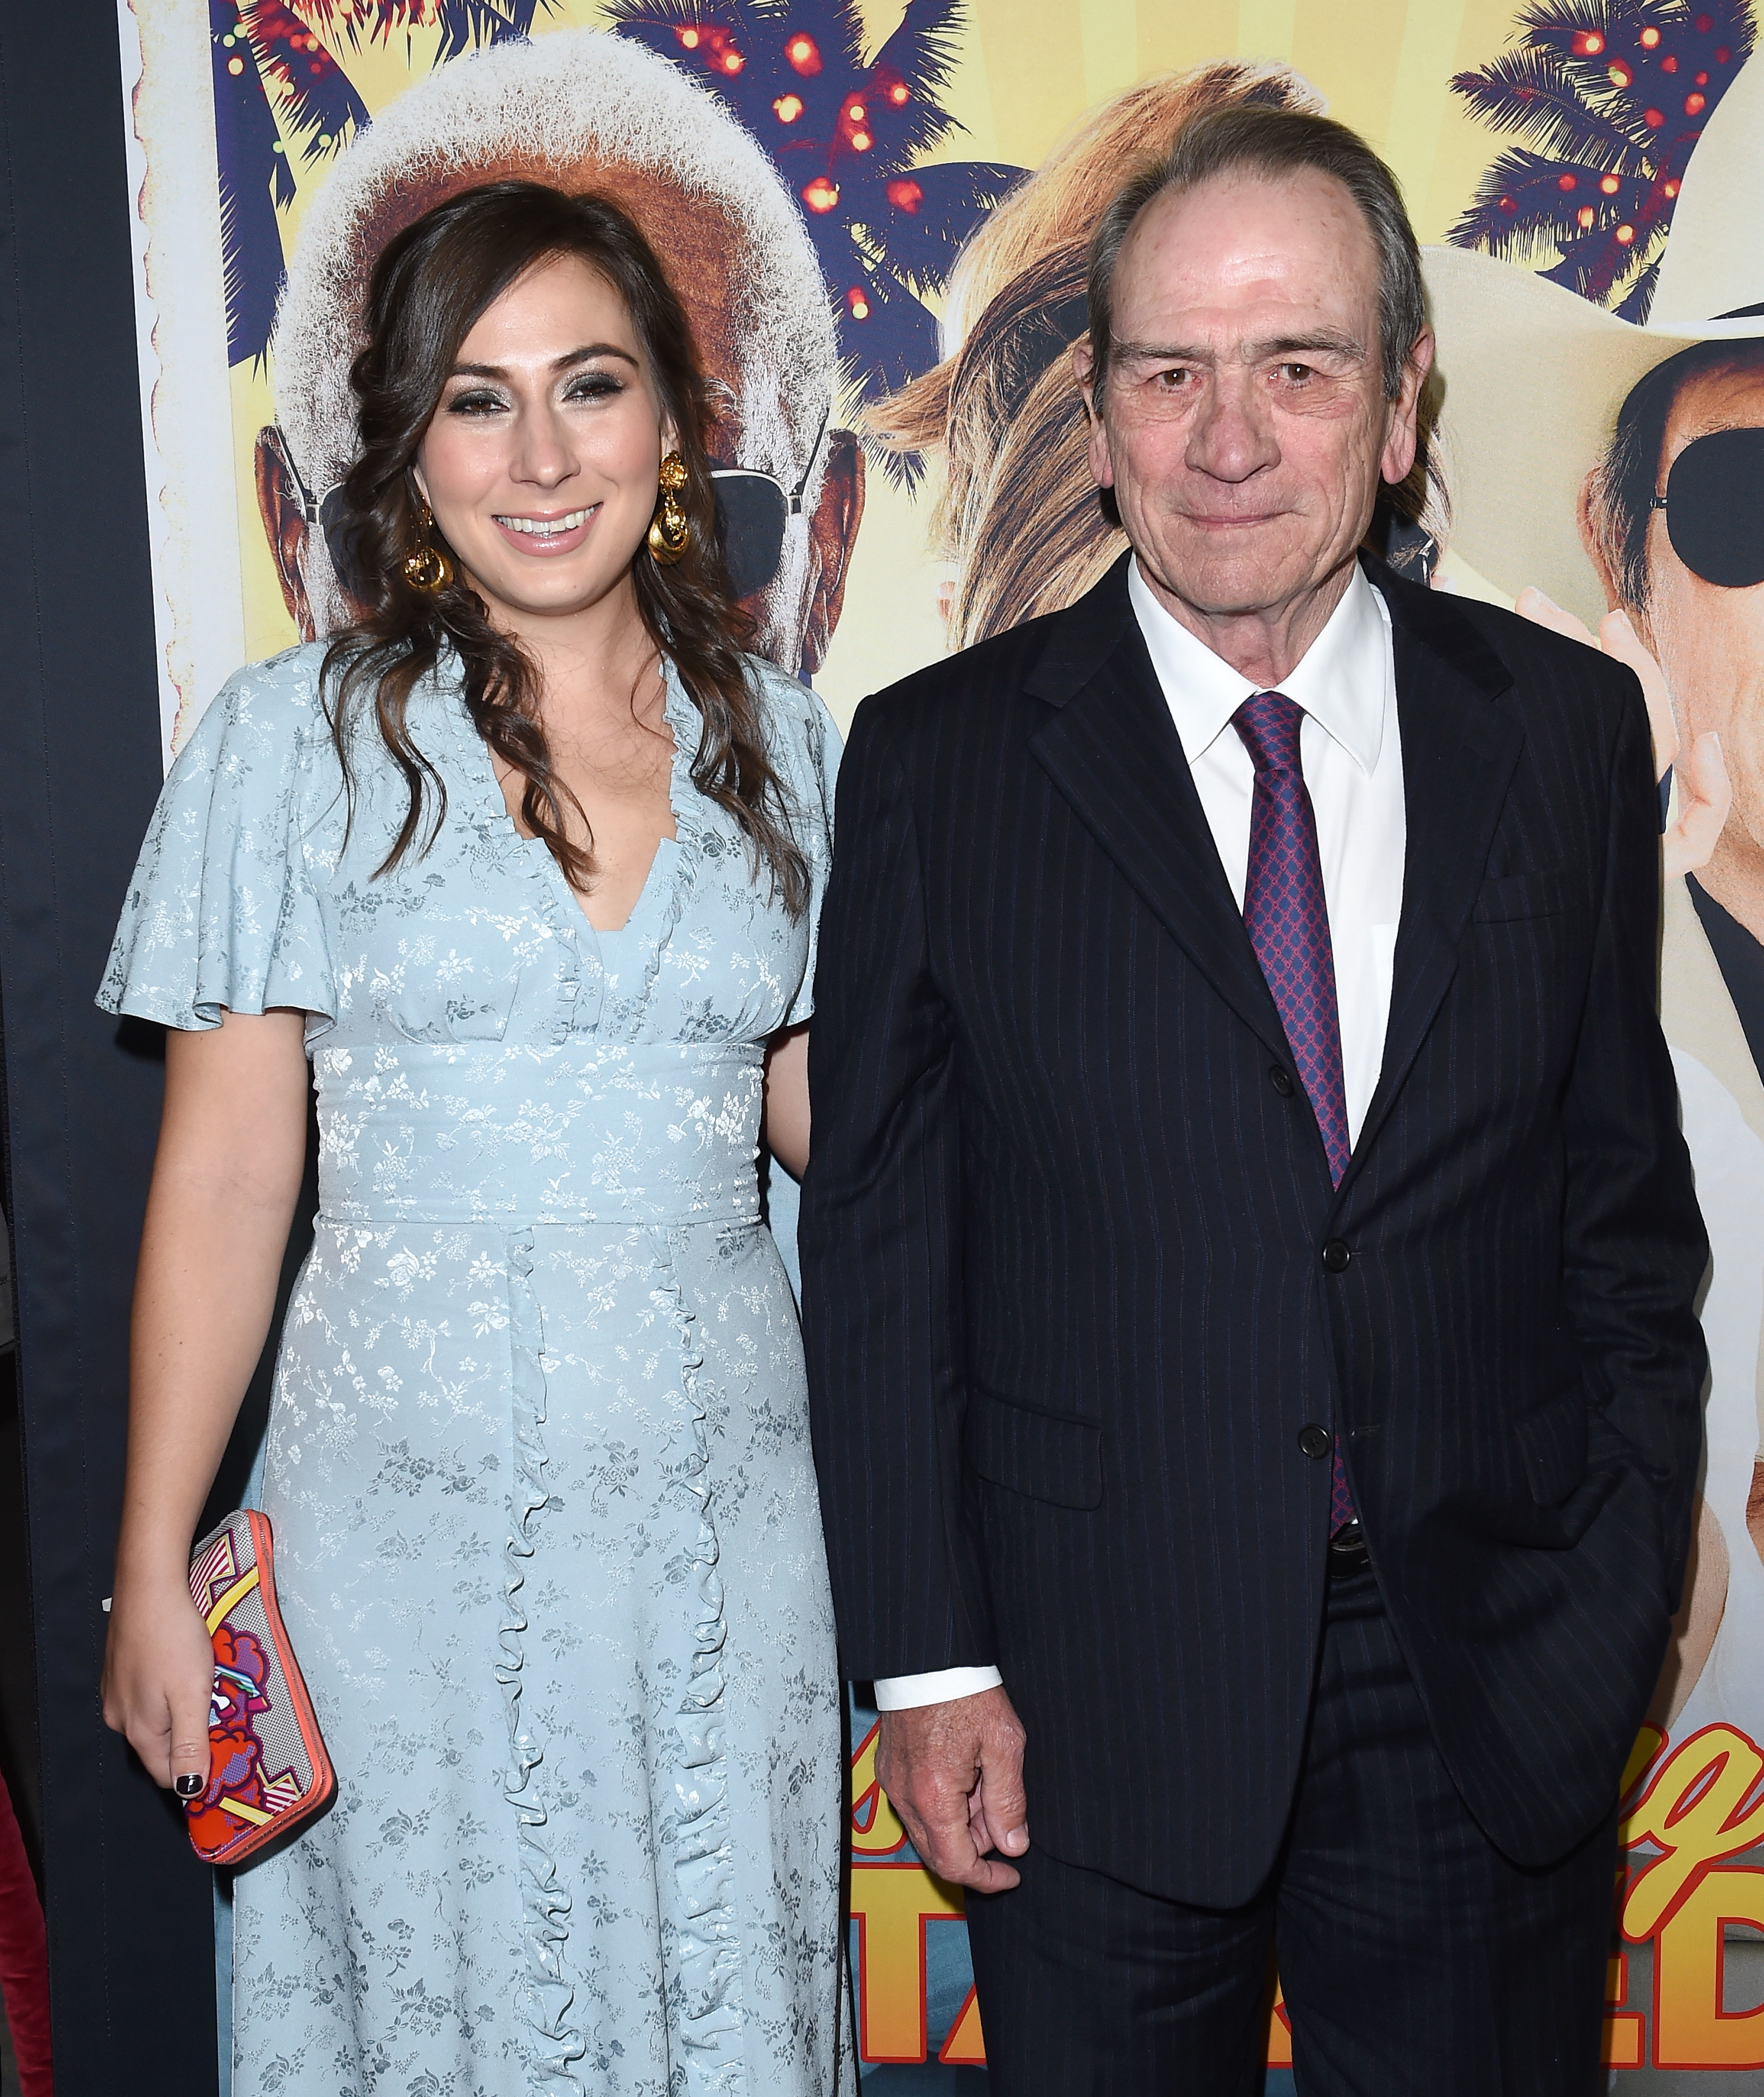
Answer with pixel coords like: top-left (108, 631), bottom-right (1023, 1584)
top-left (402, 503), bottom-right (453, 594)
top-left (646, 452), bottom-right (690, 565)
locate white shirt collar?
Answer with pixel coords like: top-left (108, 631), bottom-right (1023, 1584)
top-left (1127, 557), bottom-right (1391, 777)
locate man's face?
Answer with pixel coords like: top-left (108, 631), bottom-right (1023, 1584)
top-left (1078, 168), bottom-right (1428, 629)
top-left (1637, 357), bottom-right (1764, 869)
top-left (258, 154), bottom-right (863, 674)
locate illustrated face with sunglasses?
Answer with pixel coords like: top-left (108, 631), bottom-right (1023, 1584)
top-left (257, 161), bottom-right (865, 678)
top-left (1635, 353), bottom-right (1764, 914)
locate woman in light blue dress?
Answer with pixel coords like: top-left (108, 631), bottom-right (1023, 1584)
top-left (99, 181), bottom-right (847, 2095)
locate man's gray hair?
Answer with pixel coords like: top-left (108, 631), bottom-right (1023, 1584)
top-left (272, 28), bottom-right (839, 493)
top-left (1086, 104), bottom-right (1427, 401)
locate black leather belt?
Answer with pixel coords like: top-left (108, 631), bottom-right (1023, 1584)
top-left (1327, 1519), bottom-right (1370, 1575)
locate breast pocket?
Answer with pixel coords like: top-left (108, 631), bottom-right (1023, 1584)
top-left (1471, 869), bottom-right (1565, 923)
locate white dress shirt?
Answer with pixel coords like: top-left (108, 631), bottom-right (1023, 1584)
top-left (872, 559), bottom-right (1408, 1714)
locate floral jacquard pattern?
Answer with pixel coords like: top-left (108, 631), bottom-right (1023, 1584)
top-left (100, 643), bottom-right (849, 2097)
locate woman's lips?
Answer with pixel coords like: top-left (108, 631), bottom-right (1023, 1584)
top-left (491, 503), bottom-right (599, 555)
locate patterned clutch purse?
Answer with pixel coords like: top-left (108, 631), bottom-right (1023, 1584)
top-left (184, 1510), bottom-right (333, 1865)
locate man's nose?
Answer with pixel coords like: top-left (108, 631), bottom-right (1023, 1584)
top-left (1184, 371), bottom-right (1278, 484)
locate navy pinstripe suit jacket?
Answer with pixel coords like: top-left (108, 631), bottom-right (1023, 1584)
top-left (800, 552), bottom-right (1708, 1906)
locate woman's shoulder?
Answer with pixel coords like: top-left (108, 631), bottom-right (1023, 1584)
top-left (190, 635), bottom-right (464, 778)
top-left (742, 653), bottom-right (841, 775)
top-left (184, 639), bottom-right (336, 765)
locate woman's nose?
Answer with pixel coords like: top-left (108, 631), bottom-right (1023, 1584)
top-left (512, 407), bottom-right (577, 487)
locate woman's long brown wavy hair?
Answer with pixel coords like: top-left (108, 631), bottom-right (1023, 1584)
top-left (321, 178), bottom-right (808, 914)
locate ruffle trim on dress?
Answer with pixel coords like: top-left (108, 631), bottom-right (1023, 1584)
top-left (498, 1229), bottom-right (589, 2090)
top-left (651, 1232), bottom-right (749, 2093)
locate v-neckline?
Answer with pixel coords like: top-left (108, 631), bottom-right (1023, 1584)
top-left (467, 660), bottom-right (693, 940)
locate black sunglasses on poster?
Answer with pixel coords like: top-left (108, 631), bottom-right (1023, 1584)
top-left (1649, 426), bottom-right (1764, 590)
top-left (710, 413), bottom-right (830, 600)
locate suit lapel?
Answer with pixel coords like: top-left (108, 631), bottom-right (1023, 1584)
top-left (1346, 564), bottom-right (1524, 1178)
top-left (1026, 559), bottom-right (1291, 1063)
top-left (1023, 557), bottom-right (1527, 1176)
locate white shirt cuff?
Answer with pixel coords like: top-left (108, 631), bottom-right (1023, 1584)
top-left (871, 1666), bottom-right (1004, 1711)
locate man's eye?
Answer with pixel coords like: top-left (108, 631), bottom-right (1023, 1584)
top-left (1154, 368), bottom-right (1192, 389)
top-left (1279, 362), bottom-right (1314, 383)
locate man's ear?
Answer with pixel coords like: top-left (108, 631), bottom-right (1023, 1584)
top-left (798, 427), bottom-right (866, 678)
top-left (1071, 337), bottom-right (1113, 490)
top-left (1380, 330), bottom-right (1435, 489)
top-left (1070, 335), bottom-right (1098, 418)
top-left (255, 425), bottom-right (317, 640)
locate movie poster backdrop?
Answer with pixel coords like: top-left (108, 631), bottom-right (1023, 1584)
top-left (118, 1), bottom-right (1764, 2083)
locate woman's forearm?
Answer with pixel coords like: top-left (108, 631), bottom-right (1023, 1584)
top-left (763, 1023), bottom-right (811, 1181)
top-left (113, 1010), bottom-right (310, 1580)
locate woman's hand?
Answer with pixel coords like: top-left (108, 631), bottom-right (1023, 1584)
top-left (1515, 588), bottom-right (1731, 878)
top-left (101, 1566), bottom-right (215, 1793)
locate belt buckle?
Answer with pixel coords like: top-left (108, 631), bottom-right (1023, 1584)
top-left (1327, 1519), bottom-right (1369, 1575)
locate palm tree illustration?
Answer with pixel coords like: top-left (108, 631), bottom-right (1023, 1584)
top-left (1449, 0), bottom-right (1755, 321)
top-left (213, 0), bottom-right (555, 366)
top-left (604, 0), bottom-right (1023, 457)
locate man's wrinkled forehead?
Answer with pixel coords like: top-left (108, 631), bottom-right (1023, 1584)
top-left (1117, 168), bottom-right (1380, 328)
top-left (345, 156), bottom-right (759, 435)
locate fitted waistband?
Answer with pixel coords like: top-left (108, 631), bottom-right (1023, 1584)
top-left (311, 1037), bottom-right (766, 1226)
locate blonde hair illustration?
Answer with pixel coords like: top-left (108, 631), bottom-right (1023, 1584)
top-left (869, 64), bottom-right (1324, 650)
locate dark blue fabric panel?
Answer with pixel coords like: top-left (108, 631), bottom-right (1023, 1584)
top-left (0, 6), bottom-right (220, 2091)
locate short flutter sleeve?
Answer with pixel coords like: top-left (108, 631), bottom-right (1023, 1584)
top-left (97, 647), bottom-right (337, 1034)
top-left (752, 659), bottom-right (842, 1029)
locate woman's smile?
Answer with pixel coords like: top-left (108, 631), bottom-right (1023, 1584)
top-left (492, 503), bottom-right (600, 551)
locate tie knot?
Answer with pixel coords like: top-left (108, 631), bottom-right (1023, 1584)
top-left (1232, 690), bottom-right (1305, 775)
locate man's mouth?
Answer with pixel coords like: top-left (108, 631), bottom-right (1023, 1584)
top-left (494, 507), bottom-right (597, 537)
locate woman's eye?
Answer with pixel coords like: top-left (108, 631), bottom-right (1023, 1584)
top-left (446, 389), bottom-right (507, 416)
top-left (565, 372), bottom-right (623, 403)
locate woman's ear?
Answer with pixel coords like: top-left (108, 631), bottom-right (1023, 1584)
top-left (411, 459), bottom-right (432, 509)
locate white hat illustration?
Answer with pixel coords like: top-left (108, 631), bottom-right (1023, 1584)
top-left (1424, 55), bottom-right (1764, 627)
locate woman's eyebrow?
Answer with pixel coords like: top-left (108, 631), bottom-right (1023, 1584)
top-left (447, 343), bottom-right (642, 379)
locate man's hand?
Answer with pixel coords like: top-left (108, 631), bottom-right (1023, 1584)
top-left (1515, 588), bottom-right (1731, 878)
top-left (876, 1685), bottom-right (1029, 1892)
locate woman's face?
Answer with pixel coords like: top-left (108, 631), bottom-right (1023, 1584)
top-left (413, 253), bottom-right (674, 631)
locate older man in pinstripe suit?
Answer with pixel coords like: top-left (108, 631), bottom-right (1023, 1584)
top-left (802, 104), bottom-right (1707, 2096)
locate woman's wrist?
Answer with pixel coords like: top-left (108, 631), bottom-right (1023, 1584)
top-left (112, 1532), bottom-right (198, 1592)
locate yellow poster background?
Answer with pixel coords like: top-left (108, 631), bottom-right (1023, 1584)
top-left (121, 0), bottom-right (1764, 2078)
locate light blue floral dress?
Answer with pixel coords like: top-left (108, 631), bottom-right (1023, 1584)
top-left (99, 643), bottom-right (850, 2097)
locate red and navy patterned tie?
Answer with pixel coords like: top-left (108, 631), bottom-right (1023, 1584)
top-left (1232, 691), bottom-right (1357, 1534)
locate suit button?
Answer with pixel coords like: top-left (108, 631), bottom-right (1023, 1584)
top-left (1269, 1066), bottom-right (1295, 1096)
top-left (1298, 1423), bottom-right (1333, 1459)
top-left (1321, 1238), bottom-right (1352, 1272)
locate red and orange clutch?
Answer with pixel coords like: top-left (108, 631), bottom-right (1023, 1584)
top-left (184, 1510), bottom-right (333, 1866)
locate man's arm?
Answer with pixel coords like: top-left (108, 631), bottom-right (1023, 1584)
top-left (1560, 671), bottom-right (1710, 1604)
top-left (801, 697), bottom-right (1028, 1889)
